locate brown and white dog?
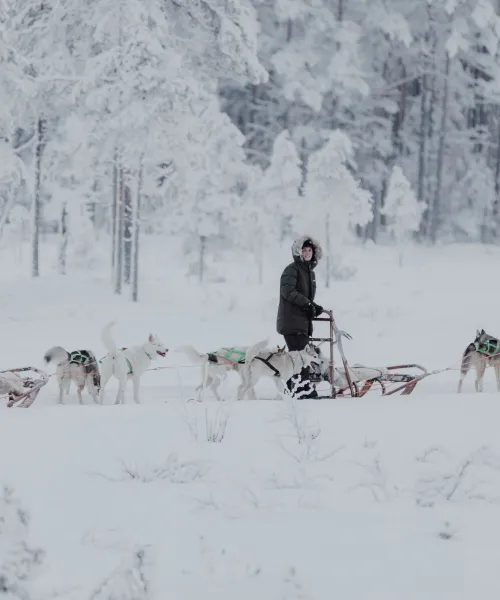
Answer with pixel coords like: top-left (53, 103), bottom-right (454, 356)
top-left (458, 329), bottom-right (500, 393)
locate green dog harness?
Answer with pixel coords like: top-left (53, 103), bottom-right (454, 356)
top-left (69, 351), bottom-right (91, 365)
top-left (209, 347), bottom-right (246, 370)
top-left (475, 339), bottom-right (500, 358)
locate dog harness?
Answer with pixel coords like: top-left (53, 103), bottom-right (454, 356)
top-left (98, 348), bottom-right (133, 375)
top-left (208, 347), bottom-right (247, 371)
top-left (475, 339), bottom-right (500, 358)
top-left (69, 350), bottom-right (91, 365)
top-left (255, 352), bottom-right (284, 377)
top-left (254, 349), bottom-right (312, 378)
top-left (120, 348), bottom-right (134, 375)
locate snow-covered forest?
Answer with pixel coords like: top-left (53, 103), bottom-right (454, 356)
top-left (1, 0), bottom-right (500, 294)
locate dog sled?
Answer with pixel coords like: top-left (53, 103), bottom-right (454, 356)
top-left (0, 367), bottom-right (50, 408)
top-left (310, 310), bottom-right (430, 398)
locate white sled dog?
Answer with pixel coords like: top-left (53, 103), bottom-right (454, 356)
top-left (176, 343), bottom-right (286, 401)
top-left (99, 321), bottom-right (168, 405)
top-left (175, 345), bottom-right (248, 401)
top-left (44, 346), bottom-right (100, 404)
top-left (237, 339), bottom-right (318, 400)
top-left (458, 329), bottom-right (500, 393)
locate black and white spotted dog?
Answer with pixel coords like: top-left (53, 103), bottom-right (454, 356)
top-left (44, 346), bottom-right (101, 404)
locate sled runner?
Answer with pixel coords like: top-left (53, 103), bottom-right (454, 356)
top-left (0, 367), bottom-right (50, 408)
top-left (310, 310), bottom-right (430, 398)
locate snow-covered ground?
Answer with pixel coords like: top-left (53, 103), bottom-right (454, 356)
top-left (1, 240), bottom-right (500, 598)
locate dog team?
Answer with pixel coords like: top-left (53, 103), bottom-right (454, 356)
top-left (2, 323), bottom-right (498, 406)
top-left (40, 321), bottom-right (324, 405)
top-left (38, 322), bottom-right (500, 405)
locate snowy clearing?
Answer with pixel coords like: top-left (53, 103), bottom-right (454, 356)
top-left (1, 242), bottom-right (500, 598)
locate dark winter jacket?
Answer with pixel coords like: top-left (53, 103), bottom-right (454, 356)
top-left (276, 235), bottom-right (323, 336)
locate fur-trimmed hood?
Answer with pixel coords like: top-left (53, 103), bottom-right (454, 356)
top-left (291, 234), bottom-right (323, 265)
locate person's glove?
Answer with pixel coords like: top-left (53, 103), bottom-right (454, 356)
top-left (306, 303), bottom-right (317, 319)
top-left (312, 303), bottom-right (323, 317)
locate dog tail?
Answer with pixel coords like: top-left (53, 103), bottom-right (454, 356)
top-left (101, 321), bottom-right (118, 356)
top-left (44, 346), bottom-right (70, 364)
top-left (461, 342), bottom-right (475, 375)
top-left (174, 345), bottom-right (207, 365)
top-left (244, 338), bottom-right (269, 366)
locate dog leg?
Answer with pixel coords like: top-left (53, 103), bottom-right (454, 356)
top-left (58, 382), bottom-right (65, 404)
top-left (132, 376), bottom-right (141, 404)
top-left (77, 384), bottom-right (84, 405)
top-left (195, 362), bottom-right (209, 402)
top-left (495, 365), bottom-right (500, 392)
top-left (87, 374), bottom-right (100, 404)
top-left (273, 377), bottom-right (287, 400)
top-left (247, 382), bottom-right (257, 400)
top-left (239, 373), bottom-right (256, 401)
top-left (210, 375), bottom-right (225, 402)
top-left (475, 361), bottom-right (486, 392)
top-left (115, 380), bottom-right (126, 405)
top-left (236, 379), bottom-right (248, 401)
top-left (99, 365), bottom-right (112, 405)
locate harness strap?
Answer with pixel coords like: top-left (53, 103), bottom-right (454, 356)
top-left (255, 354), bottom-right (280, 377)
top-left (121, 348), bottom-right (133, 375)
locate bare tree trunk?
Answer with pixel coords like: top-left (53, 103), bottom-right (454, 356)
top-left (59, 202), bottom-right (68, 275)
top-left (257, 228), bottom-right (263, 285)
top-left (325, 214), bottom-right (331, 288)
top-left (431, 53), bottom-right (450, 244)
top-left (114, 167), bottom-right (124, 294)
top-left (0, 193), bottom-right (17, 242)
top-left (337, 0), bottom-right (344, 22)
top-left (418, 74), bottom-right (429, 239)
top-left (32, 117), bottom-right (45, 277)
top-left (132, 160), bottom-right (143, 303)
top-left (123, 184), bottom-right (133, 284)
top-left (494, 109), bottom-right (500, 239)
top-left (370, 188), bottom-right (382, 243)
top-left (111, 154), bottom-right (118, 270)
top-left (199, 235), bottom-right (206, 283)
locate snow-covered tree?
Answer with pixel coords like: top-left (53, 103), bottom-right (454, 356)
top-left (237, 131), bottom-right (302, 283)
top-left (303, 130), bottom-right (372, 282)
top-left (0, 141), bottom-right (26, 241)
top-left (260, 131), bottom-right (302, 241)
top-left (2, 204), bottom-right (30, 265)
top-left (382, 165), bottom-right (425, 266)
top-left (0, 486), bottom-right (45, 598)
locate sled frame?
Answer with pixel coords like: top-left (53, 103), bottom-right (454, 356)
top-left (1, 366), bottom-right (50, 408)
top-left (310, 311), bottom-right (428, 398)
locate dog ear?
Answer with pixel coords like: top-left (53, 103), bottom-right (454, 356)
top-left (278, 345), bottom-right (285, 353)
top-left (149, 334), bottom-right (154, 342)
top-left (481, 329), bottom-right (485, 334)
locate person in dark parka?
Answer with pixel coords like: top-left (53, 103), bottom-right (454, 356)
top-left (276, 234), bottom-right (324, 398)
